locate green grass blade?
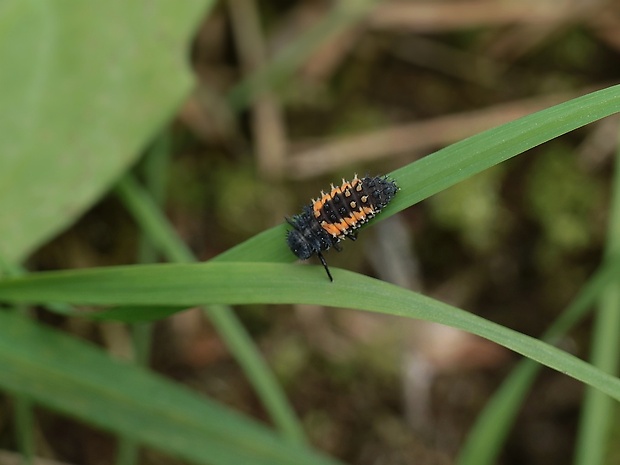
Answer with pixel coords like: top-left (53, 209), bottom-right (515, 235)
top-left (218, 85), bottom-right (620, 263)
top-left (1, 262), bottom-right (620, 402)
top-left (13, 383), bottom-right (34, 465)
top-left (575, 287), bottom-right (620, 465)
top-left (0, 311), bottom-right (340, 465)
top-left (389, 85), bottom-right (620, 211)
top-left (1, 264), bottom-right (35, 463)
top-left (574, 126), bottom-right (620, 465)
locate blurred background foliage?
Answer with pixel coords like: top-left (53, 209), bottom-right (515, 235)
top-left (2, 0), bottom-right (620, 464)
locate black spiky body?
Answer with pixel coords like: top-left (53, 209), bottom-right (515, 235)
top-left (286, 174), bottom-right (399, 281)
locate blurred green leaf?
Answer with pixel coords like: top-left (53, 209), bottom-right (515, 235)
top-left (0, 311), bottom-right (340, 465)
top-left (0, 0), bottom-right (211, 262)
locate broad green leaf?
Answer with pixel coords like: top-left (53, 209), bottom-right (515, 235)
top-left (1, 262), bottom-right (620, 403)
top-left (0, 311), bottom-right (340, 465)
top-left (0, 0), bottom-right (211, 262)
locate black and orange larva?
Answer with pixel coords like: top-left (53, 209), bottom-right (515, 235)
top-left (286, 174), bottom-right (399, 281)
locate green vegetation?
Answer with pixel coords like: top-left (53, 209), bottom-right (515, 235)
top-left (1, 1), bottom-right (619, 464)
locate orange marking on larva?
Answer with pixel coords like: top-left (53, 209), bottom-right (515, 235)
top-left (341, 180), bottom-right (352, 193)
top-left (321, 221), bottom-right (341, 237)
top-left (333, 220), bottom-right (350, 233)
top-left (353, 210), bottom-right (366, 221)
top-left (343, 214), bottom-right (358, 227)
top-left (363, 206), bottom-right (374, 215)
top-left (313, 195), bottom-right (328, 213)
top-left (330, 186), bottom-right (343, 198)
